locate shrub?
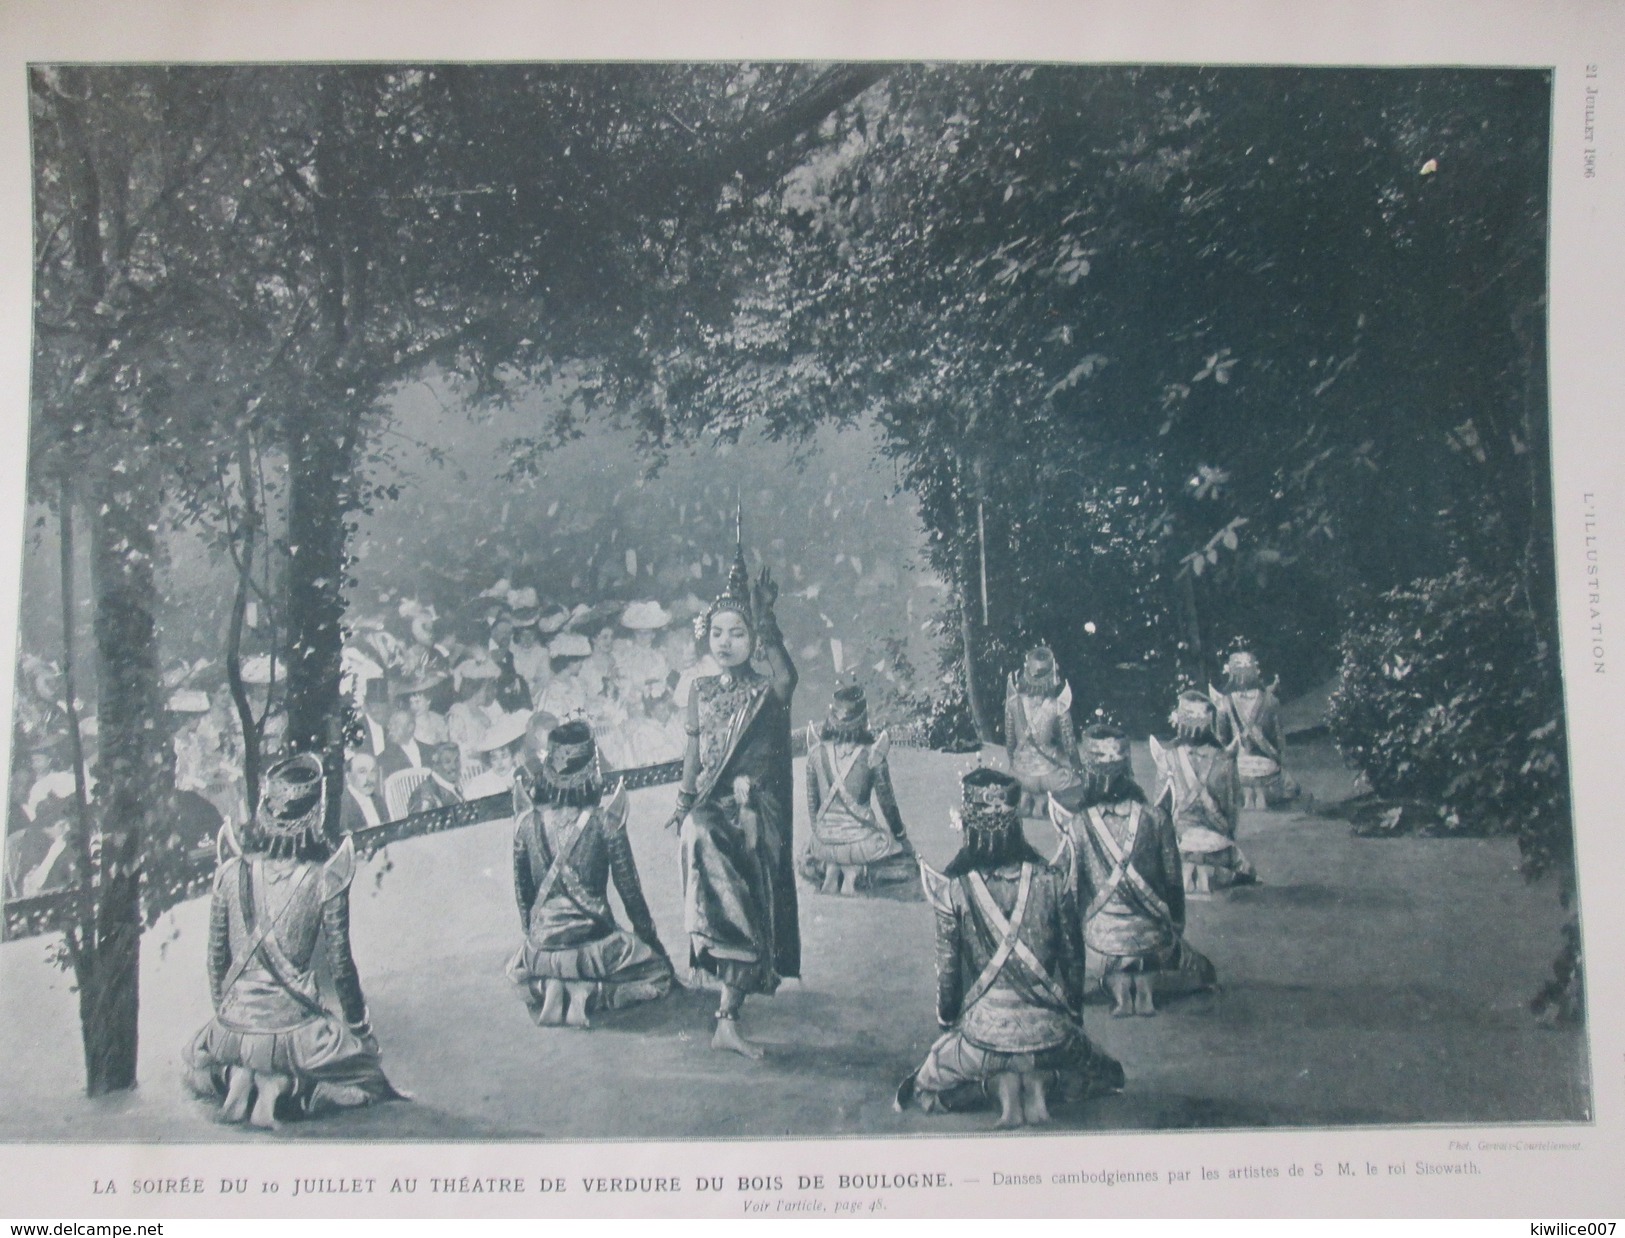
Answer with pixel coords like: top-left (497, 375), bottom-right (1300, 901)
top-left (1331, 564), bottom-right (1580, 1022)
top-left (1328, 564), bottom-right (1571, 868)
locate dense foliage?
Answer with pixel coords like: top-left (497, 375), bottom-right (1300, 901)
top-left (1329, 566), bottom-right (1568, 849)
top-left (21, 62), bottom-right (1579, 1090)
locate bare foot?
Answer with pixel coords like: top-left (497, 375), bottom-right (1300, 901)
top-left (221, 1067), bottom-right (253, 1123)
top-left (992, 1073), bottom-right (1024, 1128)
top-left (563, 982), bottom-right (593, 1028)
top-left (711, 1017), bottom-right (765, 1060)
top-left (249, 1073), bottom-right (288, 1130)
top-left (1108, 977), bottom-right (1134, 1018)
top-left (1021, 1074), bottom-right (1052, 1124)
top-left (820, 866), bottom-right (841, 895)
top-left (1134, 977), bottom-right (1157, 1017)
top-left (539, 979), bottom-right (567, 1025)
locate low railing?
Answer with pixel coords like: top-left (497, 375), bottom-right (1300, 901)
top-left (3, 724), bottom-right (939, 944)
top-left (2, 758), bottom-right (685, 943)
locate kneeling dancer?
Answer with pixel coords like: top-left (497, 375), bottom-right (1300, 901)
top-left (1150, 690), bottom-right (1258, 895)
top-left (896, 768), bottom-right (1123, 1128)
top-left (799, 684), bottom-right (916, 896)
top-left (1004, 645), bottom-right (1082, 817)
top-left (507, 720), bottom-right (674, 1027)
top-left (184, 753), bottom-right (404, 1128)
top-left (1050, 725), bottom-right (1217, 1016)
top-left (1212, 646), bottom-right (1300, 809)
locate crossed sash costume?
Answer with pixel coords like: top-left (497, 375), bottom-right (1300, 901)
top-left (1150, 734), bottom-right (1258, 892)
top-left (1212, 655), bottom-right (1299, 805)
top-left (1005, 672), bottom-right (1082, 801)
top-left (799, 724), bottom-right (915, 888)
top-left (507, 780), bottom-right (674, 1016)
top-left (1049, 790), bottom-right (1218, 997)
top-left (184, 828), bottom-right (401, 1115)
top-left (906, 854), bottom-right (1123, 1107)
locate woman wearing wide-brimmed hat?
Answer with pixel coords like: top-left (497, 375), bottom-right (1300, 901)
top-left (399, 668), bottom-right (450, 746)
top-left (461, 708), bottom-right (533, 801)
top-left (799, 684), bottom-right (916, 896)
top-left (447, 660), bottom-right (502, 770)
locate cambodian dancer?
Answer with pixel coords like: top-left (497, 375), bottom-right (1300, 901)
top-left (665, 531), bottom-right (799, 1058)
top-left (184, 753), bottom-right (403, 1128)
top-left (896, 768), bottom-right (1123, 1127)
top-left (1005, 645), bottom-right (1082, 816)
top-left (507, 720), bottom-right (674, 1027)
top-left (1150, 690), bottom-right (1258, 895)
top-left (1049, 725), bottom-right (1217, 1016)
top-left (1211, 646), bottom-right (1300, 809)
top-left (799, 684), bottom-right (916, 896)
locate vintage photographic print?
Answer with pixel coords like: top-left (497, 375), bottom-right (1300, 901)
top-left (0, 0), bottom-right (1619, 1218)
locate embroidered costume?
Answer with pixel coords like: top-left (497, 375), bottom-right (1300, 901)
top-left (897, 769), bottom-right (1122, 1126)
top-left (184, 754), bottom-right (402, 1127)
top-left (1151, 690), bottom-right (1259, 894)
top-left (1005, 646), bottom-right (1081, 814)
top-left (507, 721), bottom-right (673, 1026)
top-left (798, 685), bottom-right (915, 894)
top-left (671, 534), bottom-right (800, 1003)
top-left (1050, 726), bottom-right (1217, 1016)
top-left (1211, 648), bottom-right (1300, 809)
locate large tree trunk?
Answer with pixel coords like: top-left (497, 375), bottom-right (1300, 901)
top-left (1175, 568), bottom-right (1205, 682)
top-left (224, 434), bottom-right (264, 815)
top-left (281, 73), bottom-right (367, 829)
top-left (282, 397), bottom-right (361, 834)
top-left (957, 583), bottom-right (993, 744)
top-left (952, 493), bottom-right (994, 745)
top-left (80, 456), bottom-right (170, 1095)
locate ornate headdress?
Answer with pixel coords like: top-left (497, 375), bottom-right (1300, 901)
top-left (695, 505), bottom-right (753, 642)
top-left (1222, 641), bottom-right (1263, 689)
top-left (1171, 689), bottom-right (1218, 739)
top-left (1017, 645), bottom-right (1063, 696)
top-left (1224, 648), bottom-right (1259, 674)
top-left (941, 766), bottom-right (1040, 877)
top-left (1079, 722), bottom-right (1133, 776)
top-left (248, 752), bottom-right (330, 859)
top-left (535, 719), bottom-right (602, 807)
top-left (954, 767), bottom-right (1023, 838)
top-left (821, 684), bottom-right (872, 744)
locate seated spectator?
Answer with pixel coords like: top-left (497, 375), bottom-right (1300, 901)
top-left (407, 744), bottom-right (465, 814)
top-left (338, 751), bottom-right (386, 837)
top-left (377, 707), bottom-right (426, 780)
top-left (462, 710), bottom-right (533, 801)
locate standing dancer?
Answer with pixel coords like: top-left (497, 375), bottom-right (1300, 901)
top-left (665, 524), bottom-right (798, 1058)
top-left (1005, 645), bottom-right (1082, 817)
